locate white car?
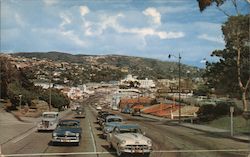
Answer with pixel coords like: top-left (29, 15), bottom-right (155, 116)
top-left (37, 112), bottom-right (59, 131)
top-left (107, 124), bottom-right (152, 156)
top-left (96, 106), bottom-right (102, 110)
top-left (112, 106), bottom-right (119, 111)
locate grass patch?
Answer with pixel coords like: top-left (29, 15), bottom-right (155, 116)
top-left (207, 116), bottom-right (250, 135)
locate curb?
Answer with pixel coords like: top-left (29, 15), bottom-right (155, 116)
top-left (140, 113), bottom-right (250, 143)
top-left (179, 123), bottom-right (250, 143)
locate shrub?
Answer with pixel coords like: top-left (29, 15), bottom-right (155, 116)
top-left (39, 89), bottom-right (70, 109)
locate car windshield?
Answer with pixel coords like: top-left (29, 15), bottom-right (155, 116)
top-left (59, 121), bottom-right (79, 127)
top-left (107, 118), bottom-right (122, 122)
top-left (119, 128), bottom-right (142, 134)
top-left (43, 114), bottom-right (56, 118)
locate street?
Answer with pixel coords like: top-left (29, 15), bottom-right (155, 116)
top-left (1, 94), bottom-right (250, 157)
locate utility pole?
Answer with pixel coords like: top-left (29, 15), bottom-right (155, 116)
top-left (169, 53), bottom-right (182, 123)
top-left (49, 67), bottom-right (52, 111)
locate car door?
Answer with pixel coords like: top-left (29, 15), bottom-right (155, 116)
top-left (111, 127), bottom-right (119, 149)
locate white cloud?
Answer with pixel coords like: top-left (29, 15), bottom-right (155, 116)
top-left (59, 13), bottom-right (71, 28)
top-left (143, 7), bottom-right (161, 25)
top-left (80, 6), bottom-right (90, 16)
top-left (198, 34), bottom-right (224, 44)
top-left (61, 30), bottom-right (86, 47)
top-left (83, 13), bottom-right (184, 39)
top-left (43, 0), bottom-right (58, 6)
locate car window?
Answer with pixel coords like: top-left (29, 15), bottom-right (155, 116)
top-left (43, 114), bottom-right (56, 118)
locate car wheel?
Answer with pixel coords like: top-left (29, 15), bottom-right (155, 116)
top-left (108, 142), bottom-right (113, 149)
top-left (116, 146), bottom-right (122, 156)
top-left (143, 153), bottom-right (150, 157)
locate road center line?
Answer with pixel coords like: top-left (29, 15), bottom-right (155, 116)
top-left (1, 149), bottom-right (249, 157)
top-left (87, 110), bottom-right (97, 152)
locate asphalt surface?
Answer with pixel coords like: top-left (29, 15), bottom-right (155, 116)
top-left (1, 93), bottom-right (250, 157)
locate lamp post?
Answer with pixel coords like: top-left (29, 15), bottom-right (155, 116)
top-left (19, 94), bottom-right (22, 111)
top-left (49, 67), bottom-right (52, 111)
top-left (168, 53), bottom-right (181, 123)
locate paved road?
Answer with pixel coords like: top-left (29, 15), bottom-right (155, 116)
top-left (1, 93), bottom-right (250, 157)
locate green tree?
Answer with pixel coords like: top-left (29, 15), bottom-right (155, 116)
top-left (39, 89), bottom-right (70, 109)
top-left (197, 0), bottom-right (250, 111)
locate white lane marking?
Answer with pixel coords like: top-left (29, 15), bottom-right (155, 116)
top-left (1, 149), bottom-right (249, 156)
top-left (0, 123), bottom-right (33, 126)
top-left (87, 111), bottom-right (97, 152)
top-left (152, 149), bottom-right (250, 153)
top-left (1, 151), bottom-right (115, 156)
top-left (10, 127), bottom-right (37, 143)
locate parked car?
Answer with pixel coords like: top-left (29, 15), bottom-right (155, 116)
top-left (96, 105), bottom-right (102, 110)
top-left (112, 106), bottom-right (119, 111)
top-left (97, 111), bottom-right (109, 121)
top-left (74, 107), bottom-right (86, 118)
top-left (98, 113), bottom-right (115, 125)
top-left (121, 107), bottom-right (132, 114)
top-left (51, 119), bottom-right (82, 145)
top-left (131, 108), bottom-right (141, 116)
top-left (101, 115), bottom-right (123, 129)
top-left (107, 124), bottom-right (152, 156)
top-left (37, 112), bottom-right (59, 131)
top-left (102, 122), bottom-right (123, 139)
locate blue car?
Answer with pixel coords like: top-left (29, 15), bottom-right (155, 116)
top-left (51, 119), bottom-right (82, 145)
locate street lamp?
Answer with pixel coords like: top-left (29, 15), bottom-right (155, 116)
top-left (19, 94), bottom-right (22, 111)
top-left (48, 67), bottom-right (52, 111)
top-left (168, 53), bottom-right (181, 123)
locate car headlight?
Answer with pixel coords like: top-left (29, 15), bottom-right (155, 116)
top-left (121, 140), bottom-right (126, 144)
top-left (147, 140), bottom-right (152, 145)
top-left (76, 133), bottom-right (80, 137)
top-left (52, 133), bottom-right (57, 137)
top-left (105, 128), bottom-right (110, 132)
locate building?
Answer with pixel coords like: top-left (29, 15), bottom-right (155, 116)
top-left (120, 74), bottom-right (155, 89)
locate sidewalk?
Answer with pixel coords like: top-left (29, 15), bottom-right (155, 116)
top-left (0, 108), bottom-right (72, 145)
top-left (141, 113), bottom-right (250, 143)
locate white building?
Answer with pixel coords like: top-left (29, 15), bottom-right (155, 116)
top-left (138, 78), bottom-right (155, 88)
top-left (120, 74), bottom-right (155, 89)
top-left (34, 82), bottom-right (53, 89)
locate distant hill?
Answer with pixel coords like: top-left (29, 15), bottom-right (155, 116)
top-left (11, 51), bottom-right (201, 81)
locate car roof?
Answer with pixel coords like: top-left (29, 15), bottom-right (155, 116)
top-left (106, 122), bottom-right (123, 126)
top-left (59, 119), bottom-right (80, 123)
top-left (42, 112), bottom-right (58, 115)
top-left (106, 115), bottom-right (123, 120)
top-left (117, 124), bottom-right (139, 129)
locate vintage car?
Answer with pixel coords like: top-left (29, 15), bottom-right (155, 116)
top-left (101, 115), bottom-right (123, 128)
top-left (131, 108), bottom-right (141, 116)
top-left (98, 113), bottom-right (115, 125)
top-left (102, 122), bottom-right (122, 139)
top-left (107, 124), bottom-right (152, 156)
top-left (37, 112), bottom-right (59, 131)
top-left (51, 119), bottom-right (82, 145)
top-left (112, 106), bottom-right (119, 111)
top-left (96, 105), bottom-right (102, 110)
top-left (121, 107), bottom-right (132, 114)
top-left (74, 107), bottom-right (86, 118)
top-left (97, 111), bottom-right (109, 121)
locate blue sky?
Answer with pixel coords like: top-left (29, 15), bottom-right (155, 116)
top-left (1, 0), bottom-right (249, 67)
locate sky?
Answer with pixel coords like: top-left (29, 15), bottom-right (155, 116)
top-left (1, 0), bottom-right (249, 67)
